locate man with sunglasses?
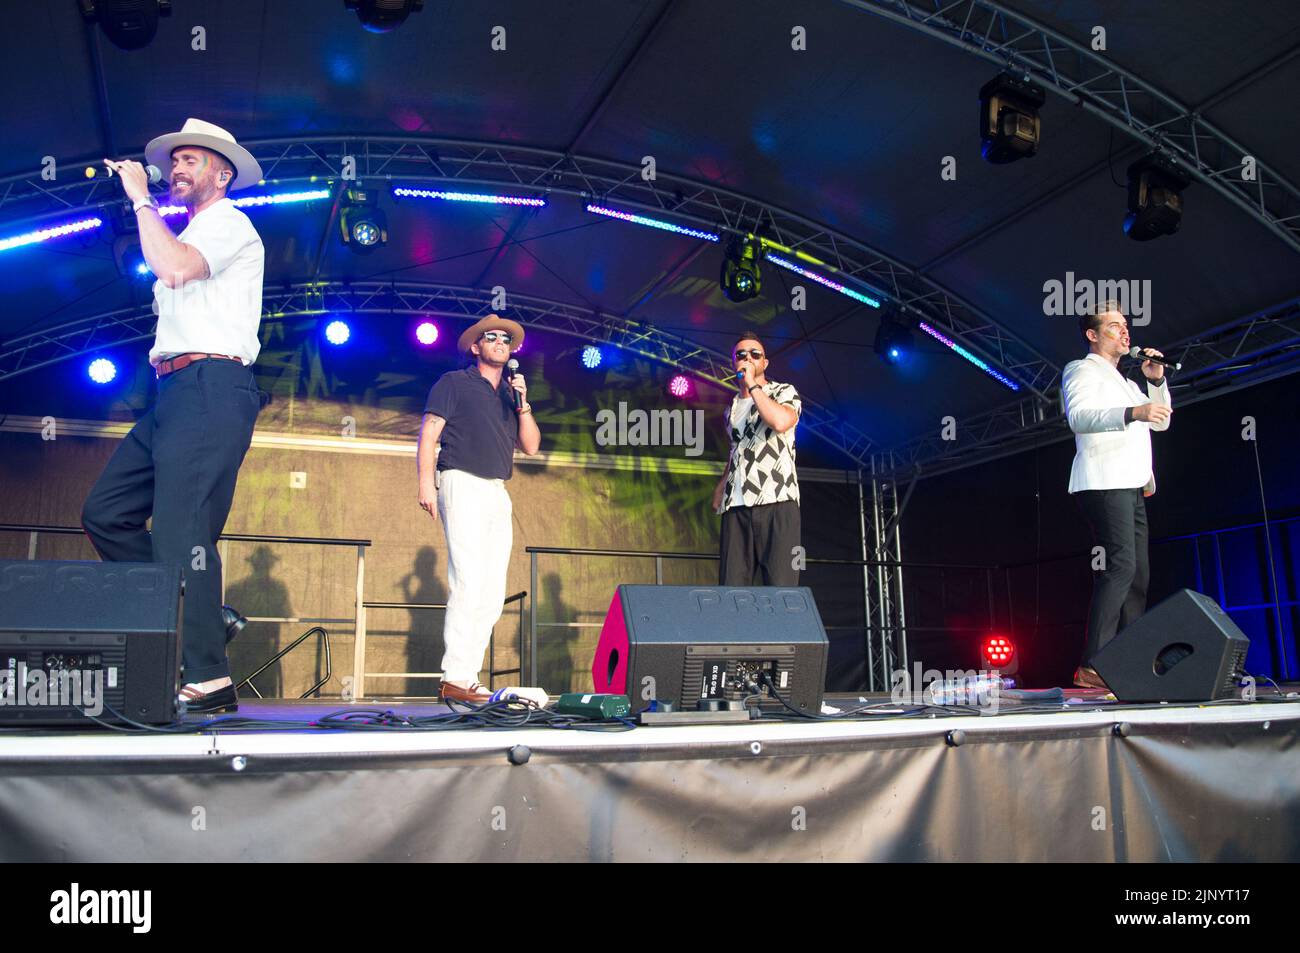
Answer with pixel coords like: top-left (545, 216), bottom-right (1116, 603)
top-left (712, 334), bottom-right (803, 586)
top-left (1063, 300), bottom-right (1172, 690)
top-left (416, 315), bottom-right (543, 705)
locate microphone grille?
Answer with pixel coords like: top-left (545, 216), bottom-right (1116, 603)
top-left (1128, 346), bottom-right (1142, 357)
top-left (507, 358), bottom-right (519, 371)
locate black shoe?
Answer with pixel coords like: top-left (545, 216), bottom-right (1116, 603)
top-left (179, 682), bottom-right (239, 715)
top-left (222, 605), bottom-right (248, 644)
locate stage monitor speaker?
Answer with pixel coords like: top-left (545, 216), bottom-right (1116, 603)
top-left (1091, 588), bottom-right (1249, 702)
top-left (591, 585), bottom-right (828, 713)
top-left (0, 560), bottom-right (182, 725)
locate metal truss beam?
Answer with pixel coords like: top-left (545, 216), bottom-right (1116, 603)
top-left (0, 281), bottom-right (880, 467)
top-left (875, 295), bottom-right (1300, 479)
top-left (0, 136), bottom-right (1062, 400)
top-left (839, 0), bottom-right (1300, 255)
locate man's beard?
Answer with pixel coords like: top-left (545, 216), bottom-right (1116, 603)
top-left (170, 178), bottom-right (211, 209)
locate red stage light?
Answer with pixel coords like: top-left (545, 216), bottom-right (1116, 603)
top-left (982, 635), bottom-right (1016, 670)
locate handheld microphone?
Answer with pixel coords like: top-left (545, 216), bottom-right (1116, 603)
top-left (1128, 346), bottom-right (1182, 371)
top-left (506, 358), bottom-right (522, 410)
top-left (88, 163), bottom-right (164, 184)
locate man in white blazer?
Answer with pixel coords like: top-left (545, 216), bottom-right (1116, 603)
top-left (1062, 301), bottom-right (1172, 689)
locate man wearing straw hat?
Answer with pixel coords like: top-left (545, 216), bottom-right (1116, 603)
top-left (416, 315), bottom-right (547, 707)
top-left (81, 119), bottom-right (265, 715)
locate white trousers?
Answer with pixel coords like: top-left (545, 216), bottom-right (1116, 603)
top-left (437, 468), bottom-right (513, 683)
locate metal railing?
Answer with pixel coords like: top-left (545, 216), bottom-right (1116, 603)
top-left (358, 591), bottom-right (527, 694)
top-left (1, 523), bottom-right (371, 697)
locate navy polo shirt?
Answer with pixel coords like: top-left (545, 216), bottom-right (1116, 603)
top-left (424, 367), bottom-right (517, 480)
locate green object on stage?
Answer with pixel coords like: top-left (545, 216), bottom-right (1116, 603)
top-left (555, 693), bottom-right (632, 719)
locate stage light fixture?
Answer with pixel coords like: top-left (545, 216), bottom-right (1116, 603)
top-left (0, 216), bottom-right (103, 254)
top-left (415, 321), bottom-right (439, 346)
top-left (1123, 155), bottom-right (1190, 242)
top-left (765, 253), bottom-right (881, 308)
top-left (918, 322), bottom-right (1021, 392)
top-left (585, 204), bottom-right (720, 242)
top-left (345, 0), bottom-right (424, 33)
top-left (720, 235), bottom-right (763, 303)
top-left (111, 234), bottom-right (151, 280)
top-left (874, 314), bottom-right (913, 365)
top-left (324, 320), bottom-right (352, 346)
top-left (979, 73), bottom-right (1045, 164)
top-left (339, 188), bottom-right (387, 254)
top-left (87, 357), bottom-right (117, 384)
top-left (581, 345), bottom-right (603, 370)
top-left (232, 189), bottom-right (331, 210)
top-left (982, 635), bottom-right (1017, 673)
top-left (80, 0), bottom-right (172, 51)
top-left (395, 188), bottom-right (546, 207)
top-left (668, 374), bottom-right (692, 399)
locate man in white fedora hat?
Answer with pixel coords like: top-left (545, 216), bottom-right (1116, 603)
top-left (415, 314), bottom-right (548, 707)
top-left (81, 119), bottom-right (266, 714)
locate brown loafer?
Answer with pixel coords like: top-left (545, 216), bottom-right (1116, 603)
top-left (1073, 665), bottom-right (1109, 690)
top-left (440, 680), bottom-right (493, 704)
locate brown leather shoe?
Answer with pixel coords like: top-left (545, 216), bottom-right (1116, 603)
top-left (1073, 665), bottom-right (1109, 690)
top-left (440, 680), bottom-right (494, 704)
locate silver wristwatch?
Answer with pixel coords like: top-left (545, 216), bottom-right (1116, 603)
top-left (132, 196), bottom-right (159, 214)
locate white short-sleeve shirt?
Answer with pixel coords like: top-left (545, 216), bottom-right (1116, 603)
top-left (149, 198), bottom-right (264, 367)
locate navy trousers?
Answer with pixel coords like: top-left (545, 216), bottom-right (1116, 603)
top-left (82, 358), bottom-right (261, 682)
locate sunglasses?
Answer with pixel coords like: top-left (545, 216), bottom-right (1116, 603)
top-left (480, 331), bottom-right (512, 344)
top-left (734, 349), bottom-right (764, 360)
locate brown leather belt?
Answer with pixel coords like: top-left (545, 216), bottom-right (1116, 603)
top-left (155, 352), bottom-right (242, 379)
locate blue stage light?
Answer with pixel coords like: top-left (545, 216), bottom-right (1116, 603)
top-left (415, 321), bottom-right (439, 346)
top-left (324, 320), bottom-right (351, 346)
top-left (0, 216), bottom-right (102, 254)
top-left (88, 358), bottom-right (117, 384)
top-left (581, 345), bottom-right (603, 369)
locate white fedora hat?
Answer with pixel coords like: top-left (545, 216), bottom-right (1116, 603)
top-left (145, 118), bottom-right (262, 191)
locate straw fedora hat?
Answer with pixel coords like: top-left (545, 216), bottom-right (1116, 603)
top-left (458, 314), bottom-right (525, 355)
top-left (145, 118), bottom-right (262, 191)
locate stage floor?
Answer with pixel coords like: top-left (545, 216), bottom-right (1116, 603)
top-left (1, 690), bottom-right (1297, 862)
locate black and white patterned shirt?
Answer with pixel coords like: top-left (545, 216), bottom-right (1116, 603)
top-left (718, 380), bottom-right (801, 514)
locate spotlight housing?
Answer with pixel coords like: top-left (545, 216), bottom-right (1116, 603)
top-left (80, 0), bottom-right (172, 51)
top-left (874, 313), bottom-right (913, 365)
top-left (581, 345), bottom-right (603, 370)
top-left (979, 73), bottom-right (1045, 164)
top-left (720, 235), bottom-right (762, 303)
top-left (344, 0), bottom-right (424, 33)
top-left (1123, 155), bottom-right (1190, 242)
top-left (340, 188), bottom-right (388, 254)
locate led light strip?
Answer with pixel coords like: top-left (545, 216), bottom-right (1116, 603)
top-left (1, 190), bottom-right (332, 248)
top-left (919, 322), bottom-right (1021, 391)
top-left (585, 204), bottom-right (719, 242)
top-left (0, 216), bottom-right (103, 252)
top-left (765, 253), bottom-right (881, 308)
top-left (395, 187), bottom-right (546, 207)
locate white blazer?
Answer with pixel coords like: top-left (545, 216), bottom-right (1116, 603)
top-left (1061, 352), bottom-right (1171, 494)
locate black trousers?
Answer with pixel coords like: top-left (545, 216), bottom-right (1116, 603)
top-left (81, 358), bottom-right (261, 682)
top-left (719, 500), bottom-right (801, 587)
top-left (1075, 487), bottom-right (1150, 665)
